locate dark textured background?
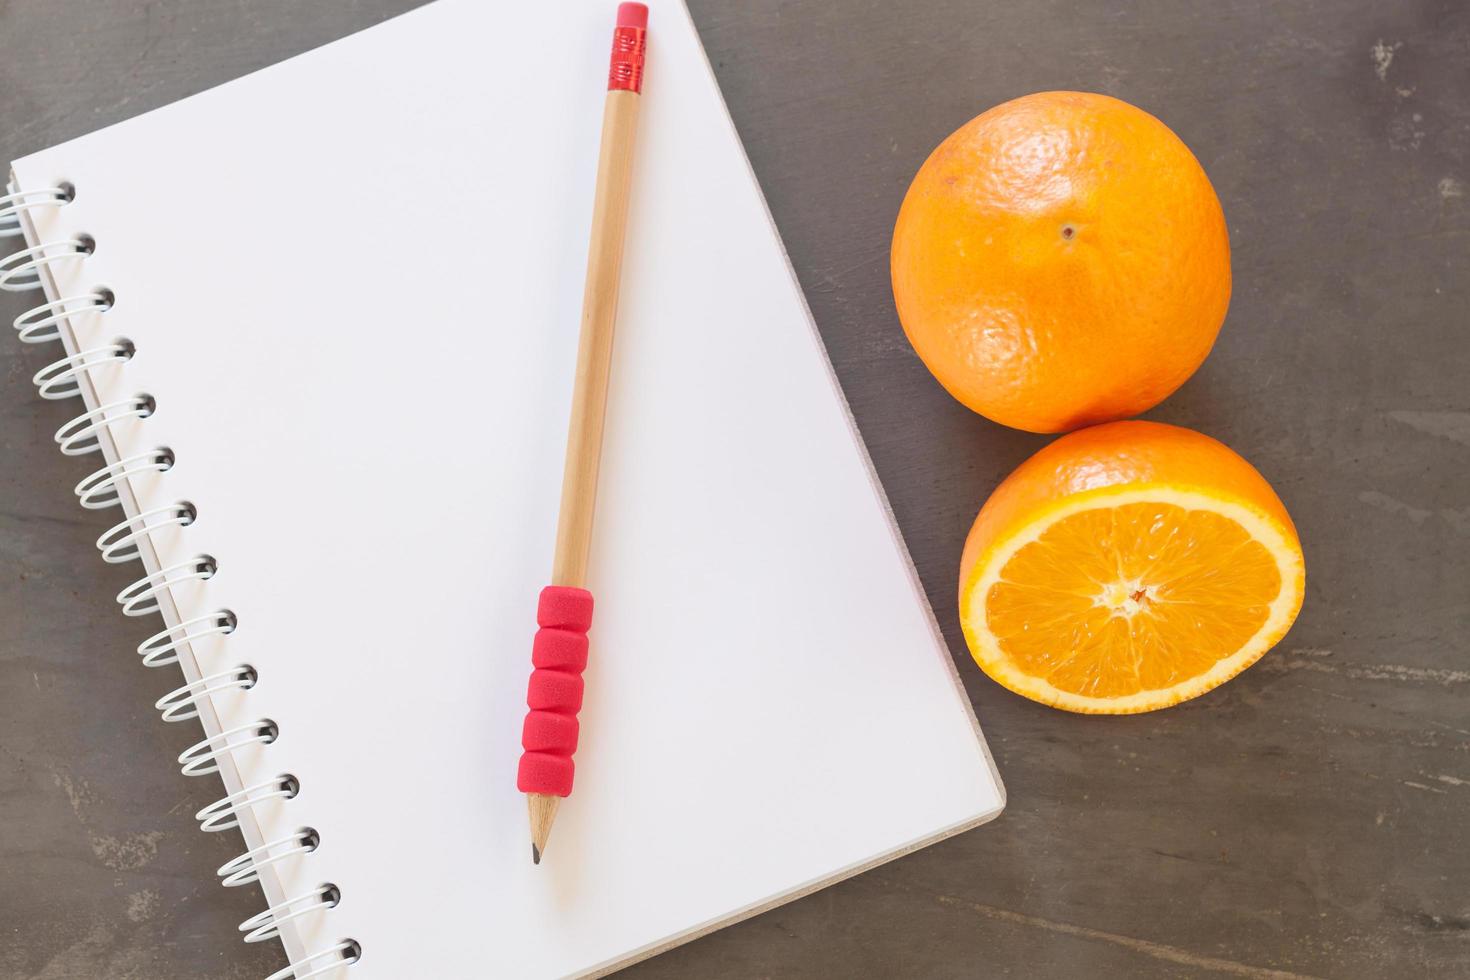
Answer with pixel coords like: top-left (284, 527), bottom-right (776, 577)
top-left (3, 1), bottom-right (1468, 977)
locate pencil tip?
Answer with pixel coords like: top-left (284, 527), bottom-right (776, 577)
top-left (527, 792), bottom-right (560, 866)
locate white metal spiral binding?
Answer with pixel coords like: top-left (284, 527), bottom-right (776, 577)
top-left (239, 884), bottom-right (340, 944)
top-left (263, 940), bottom-right (361, 980)
top-left (33, 340), bottom-right (133, 399)
top-left (0, 237), bottom-right (91, 291)
top-left (178, 719), bottom-right (278, 777)
top-left (218, 828), bottom-right (320, 888)
top-left (4, 188), bottom-right (359, 977)
top-left (135, 609), bottom-right (236, 667)
top-left (156, 664), bottom-right (257, 724)
top-left (194, 772), bottom-right (296, 831)
top-left (96, 501), bottom-right (196, 563)
top-left (54, 393), bottom-right (154, 455)
top-left (13, 290), bottom-right (112, 343)
top-left (0, 185), bottom-right (71, 237)
top-left (75, 448), bottom-right (173, 509)
top-left (116, 554), bottom-right (216, 617)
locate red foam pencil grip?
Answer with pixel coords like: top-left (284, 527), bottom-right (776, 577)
top-left (517, 586), bottom-right (593, 797)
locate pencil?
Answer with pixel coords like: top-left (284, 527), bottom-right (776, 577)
top-left (517, 1), bottom-right (649, 866)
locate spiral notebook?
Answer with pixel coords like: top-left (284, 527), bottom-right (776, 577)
top-left (3, 1), bottom-right (1003, 977)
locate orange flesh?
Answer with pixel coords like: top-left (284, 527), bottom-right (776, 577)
top-left (985, 502), bottom-right (1282, 699)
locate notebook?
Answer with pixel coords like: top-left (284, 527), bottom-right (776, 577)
top-left (3, 1), bottom-right (1004, 976)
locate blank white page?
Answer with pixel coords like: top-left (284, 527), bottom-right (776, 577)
top-left (11, 0), bottom-right (1002, 975)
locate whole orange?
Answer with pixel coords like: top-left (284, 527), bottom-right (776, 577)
top-left (891, 92), bottom-right (1231, 433)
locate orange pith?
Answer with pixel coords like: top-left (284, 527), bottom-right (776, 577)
top-left (959, 422), bottom-right (1305, 714)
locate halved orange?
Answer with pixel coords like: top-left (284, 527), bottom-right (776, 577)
top-left (959, 421), bottom-right (1305, 713)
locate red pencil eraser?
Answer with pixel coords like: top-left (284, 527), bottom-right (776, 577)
top-left (608, 4), bottom-right (648, 93)
top-left (617, 3), bottom-right (648, 29)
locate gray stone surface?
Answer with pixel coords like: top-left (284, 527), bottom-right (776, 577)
top-left (2, 1), bottom-right (1467, 977)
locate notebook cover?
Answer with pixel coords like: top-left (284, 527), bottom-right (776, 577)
top-left (9, 1), bottom-right (1004, 974)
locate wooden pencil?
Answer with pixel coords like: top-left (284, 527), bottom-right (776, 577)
top-left (518, 1), bottom-right (649, 865)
